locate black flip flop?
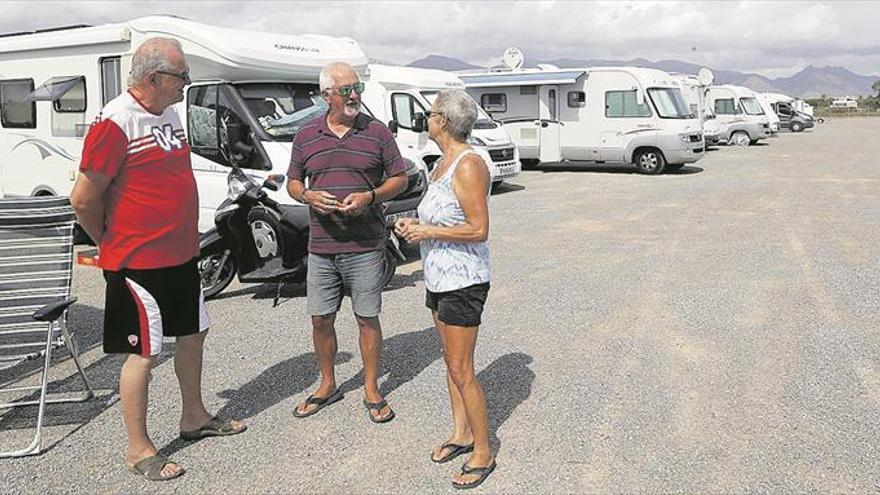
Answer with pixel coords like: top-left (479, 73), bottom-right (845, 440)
top-left (452, 460), bottom-right (496, 490)
top-left (293, 389), bottom-right (344, 418)
top-left (431, 442), bottom-right (474, 464)
top-left (363, 398), bottom-right (395, 423)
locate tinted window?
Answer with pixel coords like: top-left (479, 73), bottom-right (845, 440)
top-left (480, 93), bottom-right (507, 112)
top-left (53, 77), bottom-right (86, 113)
top-left (605, 90), bottom-right (651, 118)
top-left (101, 57), bottom-right (122, 105)
top-left (567, 91), bottom-right (586, 108)
top-left (714, 98), bottom-right (736, 115)
top-left (0, 79), bottom-right (36, 128)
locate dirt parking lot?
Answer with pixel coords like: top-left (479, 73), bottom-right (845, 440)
top-left (2, 117), bottom-right (880, 493)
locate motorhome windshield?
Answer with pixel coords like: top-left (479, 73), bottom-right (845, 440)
top-left (740, 97), bottom-right (765, 116)
top-left (234, 83), bottom-right (326, 140)
top-left (421, 90), bottom-right (497, 129)
top-left (647, 88), bottom-right (694, 119)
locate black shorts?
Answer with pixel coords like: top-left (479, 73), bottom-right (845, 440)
top-left (103, 258), bottom-right (210, 356)
top-left (425, 282), bottom-right (490, 327)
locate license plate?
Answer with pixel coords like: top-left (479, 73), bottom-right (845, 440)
top-left (385, 209), bottom-right (417, 224)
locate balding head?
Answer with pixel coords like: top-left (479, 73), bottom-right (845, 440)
top-left (128, 37), bottom-right (185, 86)
top-left (319, 62), bottom-right (358, 93)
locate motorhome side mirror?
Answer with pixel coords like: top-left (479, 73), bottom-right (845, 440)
top-left (412, 112), bottom-right (427, 133)
top-left (388, 120), bottom-right (399, 135)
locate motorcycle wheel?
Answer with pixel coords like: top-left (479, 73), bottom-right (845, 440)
top-left (198, 249), bottom-right (237, 299)
top-left (381, 248), bottom-right (398, 288)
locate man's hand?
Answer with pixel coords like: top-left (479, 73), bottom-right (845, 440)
top-left (303, 190), bottom-right (340, 216)
top-left (338, 191), bottom-right (373, 216)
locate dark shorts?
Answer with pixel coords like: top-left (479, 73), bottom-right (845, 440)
top-left (425, 282), bottom-right (490, 327)
top-left (103, 258), bottom-right (210, 357)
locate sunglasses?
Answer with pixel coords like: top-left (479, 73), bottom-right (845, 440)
top-left (329, 82), bottom-right (365, 97)
top-left (156, 69), bottom-right (191, 83)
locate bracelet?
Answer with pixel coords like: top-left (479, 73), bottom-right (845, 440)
top-left (369, 188), bottom-right (376, 205)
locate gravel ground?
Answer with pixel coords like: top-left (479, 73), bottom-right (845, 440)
top-left (2, 118), bottom-right (880, 493)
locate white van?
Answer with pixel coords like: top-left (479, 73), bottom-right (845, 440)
top-left (670, 71), bottom-right (723, 146)
top-left (361, 64), bottom-right (520, 185)
top-left (0, 16), bottom-right (426, 236)
top-left (461, 66), bottom-right (704, 174)
top-left (704, 85), bottom-right (772, 146)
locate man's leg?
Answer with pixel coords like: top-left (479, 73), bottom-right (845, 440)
top-left (295, 313), bottom-right (339, 415)
top-left (355, 315), bottom-right (391, 420)
top-left (121, 354), bottom-right (181, 478)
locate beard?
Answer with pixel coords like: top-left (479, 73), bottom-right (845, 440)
top-left (342, 100), bottom-right (360, 118)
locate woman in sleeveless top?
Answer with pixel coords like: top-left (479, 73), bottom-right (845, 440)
top-left (394, 90), bottom-right (495, 489)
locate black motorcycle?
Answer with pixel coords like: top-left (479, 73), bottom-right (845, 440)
top-left (197, 165), bottom-right (425, 304)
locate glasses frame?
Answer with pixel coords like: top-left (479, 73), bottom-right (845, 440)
top-left (328, 82), bottom-right (365, 97)
top-left (425, 110), bottom-right (445, 120)
top-left (155, 69), bottom-right (191, 83)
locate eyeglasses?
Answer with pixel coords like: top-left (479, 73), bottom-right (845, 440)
top-left (156, 69), bottom-right (191, 83)
top-left (425, 110), bottom-right (444, 119)
top-left (329, 82), bottom-right (365, 97)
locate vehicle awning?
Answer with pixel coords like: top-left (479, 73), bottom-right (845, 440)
top-left (460, 70), bottom-right (586, 88)
top-left (25, 76), bottom-right (83, 101)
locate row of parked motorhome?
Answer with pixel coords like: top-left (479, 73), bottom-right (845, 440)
top-left (0, 16), bottom-right (818, 232)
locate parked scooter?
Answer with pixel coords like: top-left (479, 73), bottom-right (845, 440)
top-left (198, 165), bottom-right (424, 304)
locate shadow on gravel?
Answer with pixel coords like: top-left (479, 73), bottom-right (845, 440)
top-left (538, 163), bottom-right (637, 174)
top-left (478, 352), bottom-right (535, 452)
top-left (491, 182), bottom-right (525, 196)
top-left (339, 326), bottom-right (442, 399)
top-left (664, 166), bottom-right (704, 175)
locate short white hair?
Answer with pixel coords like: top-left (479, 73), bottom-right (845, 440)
top-left (129, 37), bottom-right (183, 86)
top-left (433, 90), bottom-right (478, 142)
top-left (319, 62), bottom-right (357, 92)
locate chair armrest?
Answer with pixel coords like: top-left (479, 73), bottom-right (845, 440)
top-left (32, 297), bottom-right (78, 322)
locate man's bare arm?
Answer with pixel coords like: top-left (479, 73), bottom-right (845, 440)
top-left (69, 171), bottom-right (112, 244)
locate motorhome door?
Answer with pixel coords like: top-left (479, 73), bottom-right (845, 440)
top-left (538, 86), bottom-right (561, 163)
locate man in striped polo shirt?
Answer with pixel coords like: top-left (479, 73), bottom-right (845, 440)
top-left (287, 62), bottom-right (408, 423)
top-left (71, 38), bottom-right (245, 481)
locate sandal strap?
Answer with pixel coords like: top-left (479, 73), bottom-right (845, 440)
top-left (363, 398), bottom-right (388, 411)
top-left (305, 391), bottom-right (338, 406)
top-left (461, 461), bottom-right (495, 475)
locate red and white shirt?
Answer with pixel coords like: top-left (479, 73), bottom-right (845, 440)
top-left (80, 91), bottom-right (198, 271)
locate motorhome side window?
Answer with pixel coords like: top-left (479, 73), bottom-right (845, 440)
top-left (481, 93), bottom-right (507, 113)
top-left (391, 93), bottom-right (424, 129)
top-left (605, 90), bottom-right (651, 118)
top-left (0, 79), bottom-right (37, 128)
top-left (101, 57), bottom-right (123, 105)
top-left (568, 91), bottom-right (586, 108)
top-left (714, 98), bottom-right (736, 115)
top-left (51, 77), bottom-right (86, 113)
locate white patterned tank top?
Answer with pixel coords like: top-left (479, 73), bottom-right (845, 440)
top-left (418, 149), bottom-right (491, 293)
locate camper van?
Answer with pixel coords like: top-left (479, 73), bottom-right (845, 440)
top-left (670, 71), bottom-right (723, 146)
top-left (461, 66), bottom-right (704, 174)
top-left (361, 64), bottom-right (520, 185)
top-left (754, 93), bottom-right (781, 135)
top-left (704, 85), bottom-right (771, 146)
top-left (760, 93), bottom-right (814, 132)
top-left (0, 16), bottom-right (427, 236)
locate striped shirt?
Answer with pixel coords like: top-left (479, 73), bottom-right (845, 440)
top-left (287, 112), bottom-right (407, 254)
top-left (79, 91), bottom-right (198, 271)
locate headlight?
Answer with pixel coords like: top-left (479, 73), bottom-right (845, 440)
top-left (679, 133), bottom-right (690, 144)
top-left (226, 168), bottom-right (256, 201)
top-left (467, 135), bottom-right (486, 146)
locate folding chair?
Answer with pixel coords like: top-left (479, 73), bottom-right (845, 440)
top-left (0, 196), bottom-right (95, 458)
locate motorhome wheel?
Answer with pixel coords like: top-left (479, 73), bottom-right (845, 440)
top-left (790, 122), bottom-right (804, 132)
top-left (198, 249), bottom-right (237, 299)
top-left (634, 149), bottom-right (666, 175)
top-left (730, 131), bottom-right (750, 147)
top-left (248, 207), bottom-right (284, 261)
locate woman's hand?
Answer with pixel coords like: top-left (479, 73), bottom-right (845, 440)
top-left (398, 221), bottom-right (434, 244)
top-left (394, 217), bottom-right (419, 237)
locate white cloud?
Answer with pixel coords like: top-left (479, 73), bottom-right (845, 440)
top-left (0, 0), bottom-right (877, 77)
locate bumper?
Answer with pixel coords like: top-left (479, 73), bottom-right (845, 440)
top-left (657, 134), bottom-right (705, 165)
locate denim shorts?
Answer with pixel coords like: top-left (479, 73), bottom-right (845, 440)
top-left (307, 251), bottom-right (385, 317)
top-left (425, 282), bottom-right (490, 327)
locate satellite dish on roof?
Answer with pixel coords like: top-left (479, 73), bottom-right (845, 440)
top-left (698, 67), bottom-right (715, 86)
top-left (502, 47), bottom-right (524, 70)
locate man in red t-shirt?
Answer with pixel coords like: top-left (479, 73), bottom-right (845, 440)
top-left (70, 38), bottom-right (245, 481)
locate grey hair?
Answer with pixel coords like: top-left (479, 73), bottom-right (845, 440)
top-left (128, 37), bottom-right (183, 86)
top-left (319, 62), bottom-right (357, 92)
top-left (433, 89), bottom-right (478, 142)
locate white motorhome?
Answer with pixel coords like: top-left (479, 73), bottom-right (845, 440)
top-left (461, 66), bottom-right (704, 174)
top-left (704, 85), bottom-right (771, 146)
top-left (670, 71), bottom-right (723, 146)
top-left (361, 64), bottom-right (520, 185)
top-left (0, 16), bottom-right (426, 236)
top-left (754, 93), bottom-right (781, 134)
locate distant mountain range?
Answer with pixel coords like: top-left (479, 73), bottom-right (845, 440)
top-left (407, 55), bottom-right (880, 98)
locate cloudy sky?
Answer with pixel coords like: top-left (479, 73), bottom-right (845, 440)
top-left (1, 1), bottom-right (877, 78)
